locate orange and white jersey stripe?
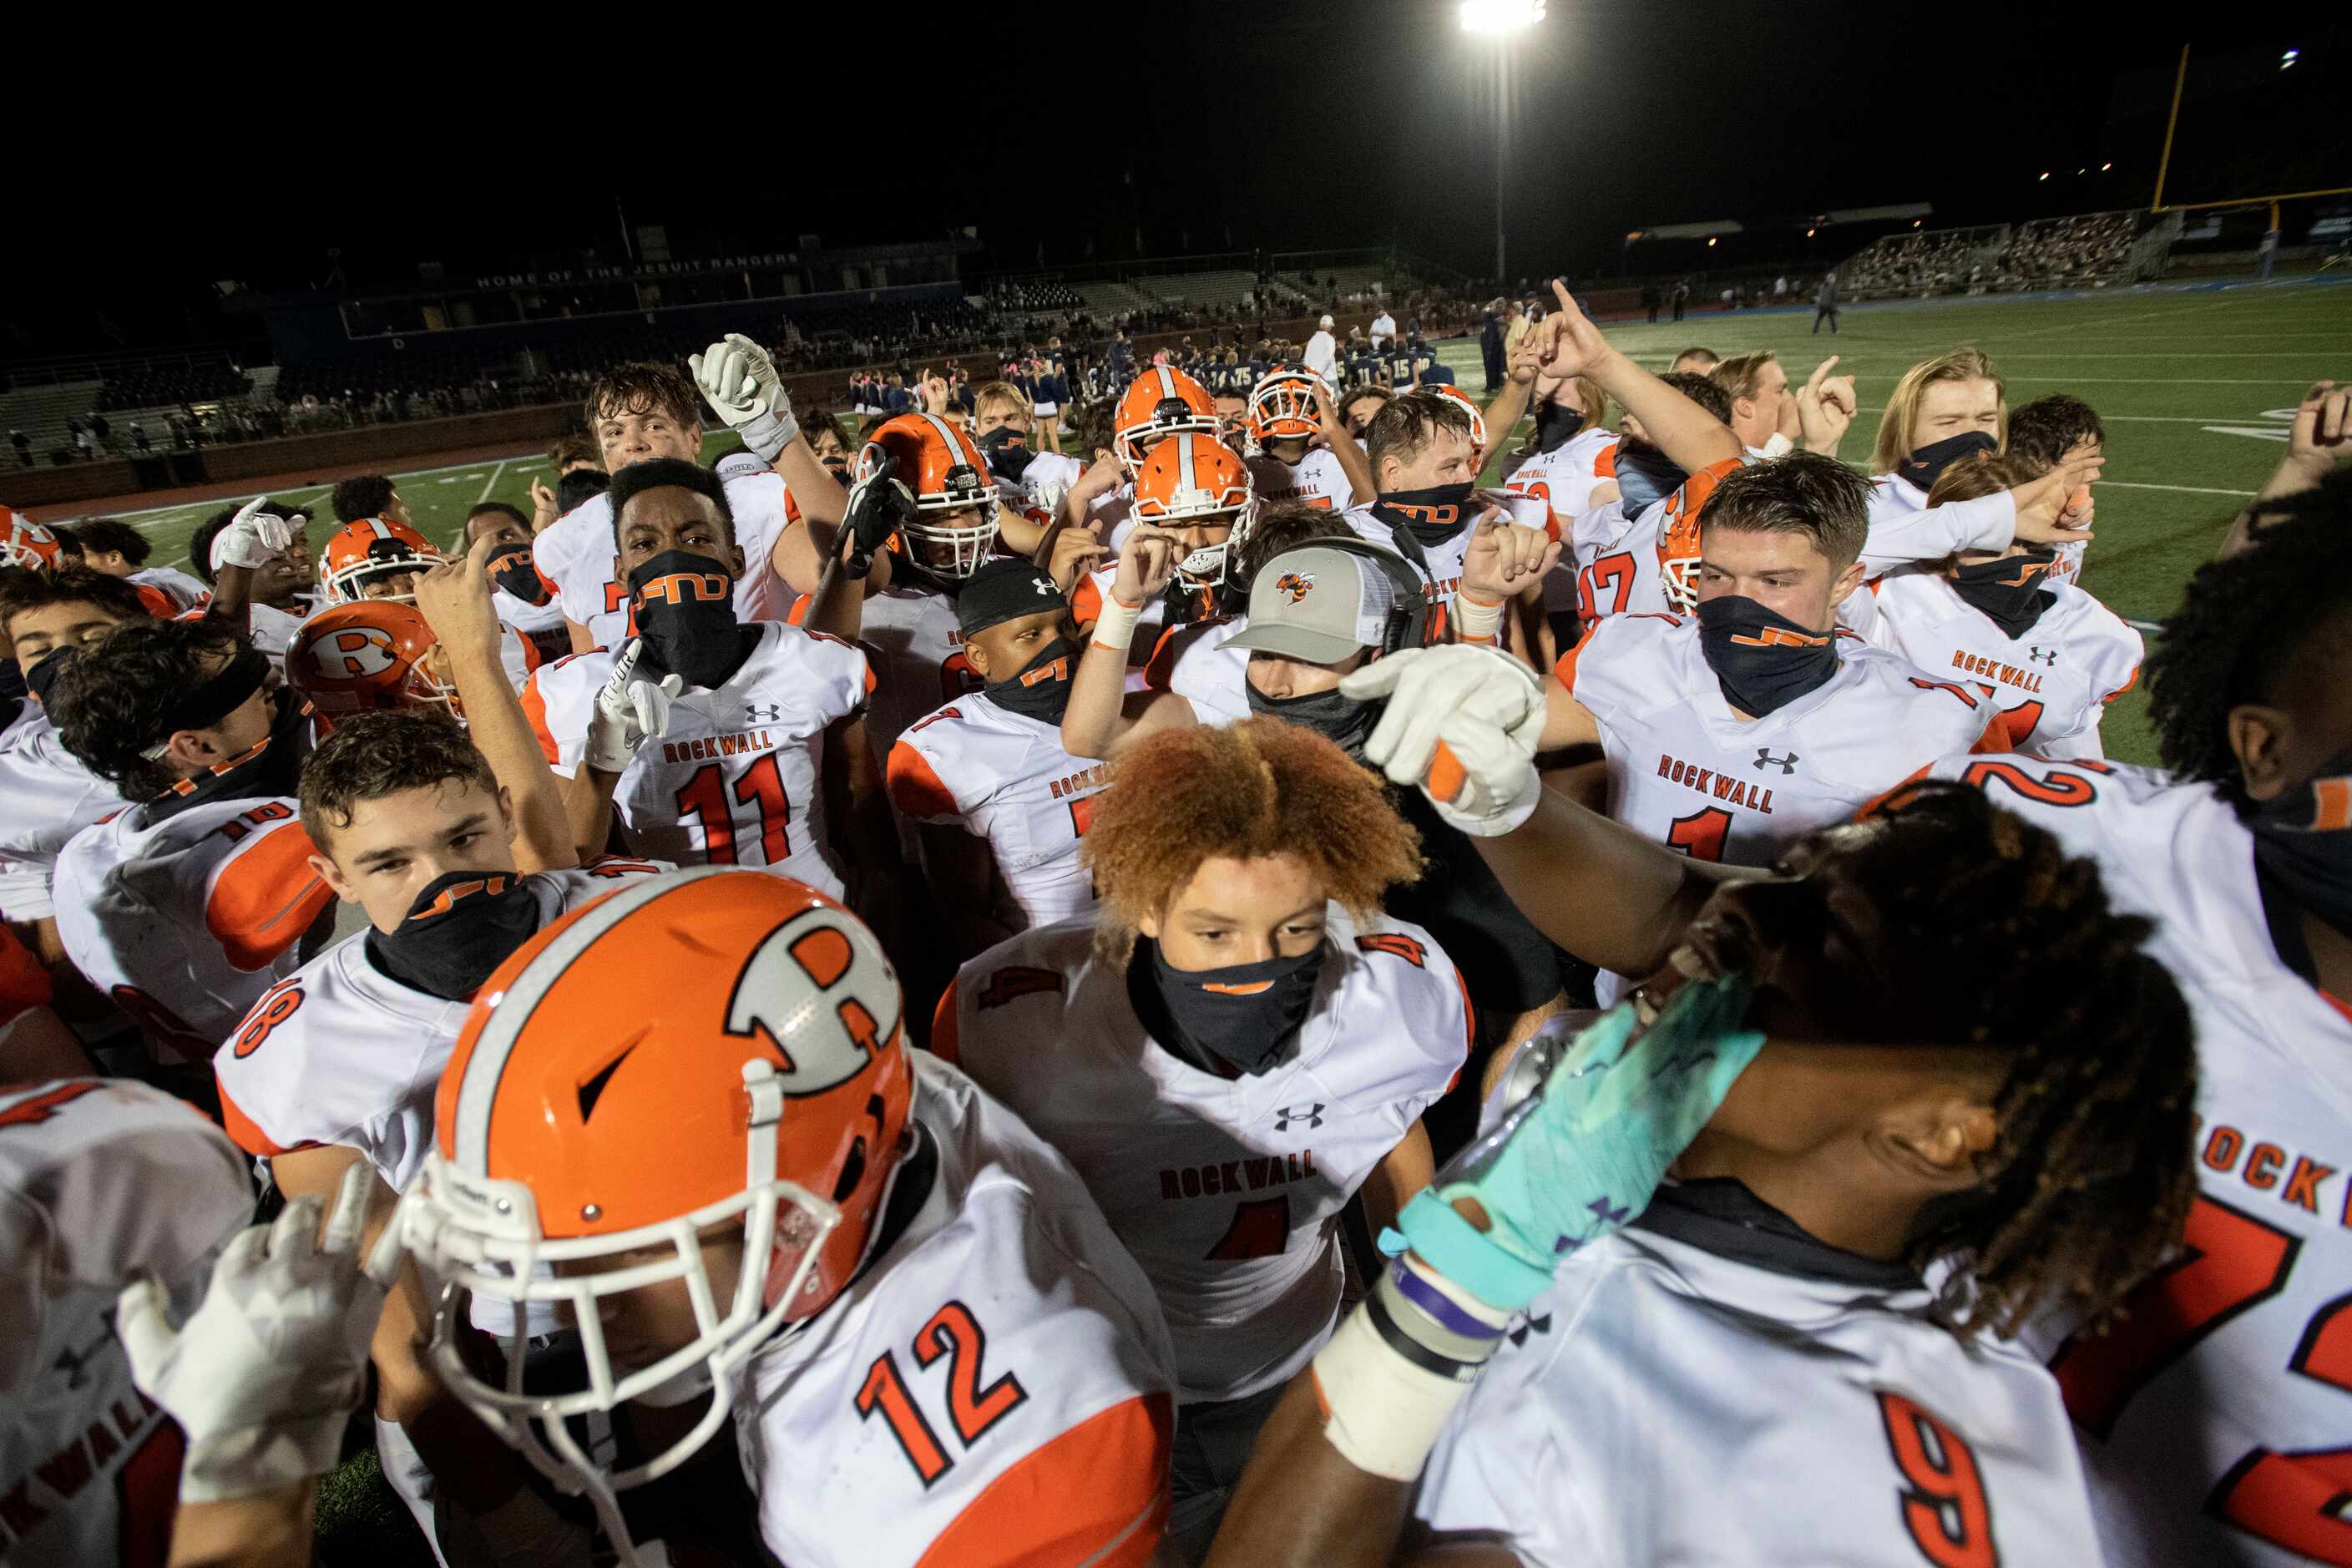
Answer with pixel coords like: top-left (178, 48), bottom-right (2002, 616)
top-left (51, 797), bottom-right (333, 1061)
top-left (736, 1054), bottom-right (1176, 1568)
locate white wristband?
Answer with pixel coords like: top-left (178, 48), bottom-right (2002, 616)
top-left (1453, 593), bottom-right (1504, 643)
top-left (1090, 594), bottom-right (1145, 653)
top-left (1313, 1303), bottom-right (1479, 1482)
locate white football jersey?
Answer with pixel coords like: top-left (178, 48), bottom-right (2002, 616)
top-left (1501, 427), bottom-right (1621, 535)
top-left (493, 587), bottom-right (574, 669)
top-left (524, 623), bottom-right (872, 897)
top-left (1009, 449), bottom-right (1085, 519)
top-left (736, 1054), bottom-right (1176, 1568)
top-left (1917, 756), bottom-right (2352, 1568)
top-left (1849, 571), bottom-right (2142, 759)
top-left (1558, 612), bottom-right (2007, 867)
top-left (1864, 473), bottom-right (2017, 580)
top-left (127, 565), bottom-right (211, 617)
top-left (1142, 615), bottom-right (1252, 727)
top-left (0, 1079), bottom-right (253, 1568)
top-left (53, 797), bottom-right (335, 1061)
top-left (0, 704), bottom-right (119, 922)
top-left (939, 909), bottom-right (1469, 1402)
top-left (886, 693), bottom-right (1106, 928)
top-left (1563, 456), bottom-right (1740, 621)
top-left (532, 473), bottom-right (802, 650)
top-left (1245, 447), bottom-right (1354, 513)
top-left (1072, 568), bottom-right (1221, 668)
top-left (1414, 1182), bottom-right (2107, 1565)
top-left (245, 597), bottom-right (316, 670)
top-left (212, 862), bottom-right (664, 1191)
top-left (849, 584), bottom-right (982, 762)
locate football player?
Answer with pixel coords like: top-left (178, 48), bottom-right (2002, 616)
top-left (2005, 392), bottom-right (2107, 584)
top-left (1242, 366), bottom-right (1374, 513)
top-left (1069, 432), bottom-right (1259, 652)
top-left (214, 707), bottom-right (662, 1545)
top-left (531, 347), bottom-right (851, 655)
top-left (1201, 770), bottom-right (2196, 1566)
top-left (387, 867), bottom-right (1178, 1567)
top-left (1864, 348), bottom-right (2103, 579)
top-left (884, 559), bottom-right (1104, 954)
top-left (1904, 460), bottom-right (2352, 1568)
top-left (461, 499), bottom-right (570, 665)
top-left (190, 498), bottom-right (317, 669)
top-left (47, 618), bottom-right (332, 1063)
top-left (934, 718), bottom-right (1468, 1551)
top-left (0, 1077), bottom-right (258, 1565)
top-left (318, 515), bottom-right (444, 605)
top-left (521, 459), bottom-right (886, 898)
top-left (1, 570), bottom-right (140, 966)
top-left (66, 517), bottom-right (212, 615)
top-left (1847, 457), bottom-right (2142, 758)
top-left (1055, 365), bottom-right (1223, 544)
top-left (1531, 454), bottom-right (2014, 871)
top-left (1336, 385), bottom-right (1392, 443)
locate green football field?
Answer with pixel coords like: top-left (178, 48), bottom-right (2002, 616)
top-left (99, 276), bottom-right (2352, 767)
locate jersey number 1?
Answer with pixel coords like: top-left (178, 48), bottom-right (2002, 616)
top-left (674, 754), bottom-right (791, 866)
top-left (855, 1301), bottom-right (1029, 1489)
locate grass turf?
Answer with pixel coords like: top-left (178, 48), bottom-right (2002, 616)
top-left (97, 275), bottom-right (2352, 771)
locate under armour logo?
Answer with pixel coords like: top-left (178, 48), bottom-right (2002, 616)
top-left (1275, 1103), bottom-right (1325, 1130)
top-left (1753, 748), bottom-right (1799, 774)
top-left (1506, 1312), bottom-right (1554, 1348)
top-left (1031, 576), bottom-right (1055, 596)
top-left (2026, 647), bottom-right (2057, 665)
top-left (746, 703), bottom-right (782, 724)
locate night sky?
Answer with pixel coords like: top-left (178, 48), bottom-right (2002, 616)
top-left (9, 4), bottom-right (2339, 352)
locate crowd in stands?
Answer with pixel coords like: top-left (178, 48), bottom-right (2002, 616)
top-left (1993, 210), bottom-right (2144, 283)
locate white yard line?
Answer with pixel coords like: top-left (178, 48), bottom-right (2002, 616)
top-left (101, 453), bottom-right (543, 524)
top-left (474, 458), bottom-right (508, 503)
top-left (2095, 480), bottom-right (2258, 497)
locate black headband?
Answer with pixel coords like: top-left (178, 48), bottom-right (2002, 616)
top-left (956, 560), bottom-right (1067, 637)
top-left (148, 648), bottom-right (271, 749)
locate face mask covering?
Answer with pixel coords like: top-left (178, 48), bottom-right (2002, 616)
top-left (365, 869), bottom-right (543, 1002)
top-left (1897, 429), bottom-right (1998, 494)
top-left (984, 637), bottom-right (1078, 723)
top-left (627, 550), bottom-right (744, 690)
top-left (1696, 595), bottom-right (1841, 718)
top-left (976, 423), bottom-right (1035, 483)
top-left (1949, 549), bottom-right (2059, 639)
top-left (151, 680), bottom-right (313, 821)
top-left (1614, 439), bottom-right (1687, 516)
top-left (25, 646), bottom-right (78, 709)
top-left (2251, 751), bottom-right (2352, 974)
top-left (486, 545), bottom-right (550, 606)
top-left (1137, 936), bottom-right (1327, 1076)
top-left (1373, 481), bottom-right (1479, 548)
top-left (1533, 400), bottom-right (1588, 454)
top-left (1247, 684), bottom-right (1378, 761)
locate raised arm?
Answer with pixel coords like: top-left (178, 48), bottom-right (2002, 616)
top-left (2227, 379), bottom-right (2352, 556)
top-left (1060, 525), bottom-right (1200, 759)
top-left (1537, 279), bottom-right (1740, 475)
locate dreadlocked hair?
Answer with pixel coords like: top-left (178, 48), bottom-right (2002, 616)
top-left (1843, 781), bottom-right (2196, 1337)
top-left (2148, 469), bottom-right (2352, 812)
top-left (1080, 717), bottom-right (1422, 968)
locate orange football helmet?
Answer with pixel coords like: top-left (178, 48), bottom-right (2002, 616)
top-left (286, 601), bottom-right (457, 727)
top-left (1132, 432), bottom-right (1257, 588)
top-left (1114, 365), bottom-right (1219, 469)
top-left (1245, 365), bottom-right (1331, 446)
top-left (396, 867), bottom-right (912, 1523)
top-left (1425, 384), bottom-right (1489, 468)
top-left (862, 412), bottom-right (1001, 581)
top-left (0, 511), bottom-right (62, 573)
top-left (320, 516), bottom-right (442, 604)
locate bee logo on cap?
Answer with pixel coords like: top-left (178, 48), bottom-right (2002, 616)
top-left (1276, 571), bottom-right (1315, 604)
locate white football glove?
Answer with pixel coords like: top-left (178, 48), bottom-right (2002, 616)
top-left (210, 497), bottom-right (296, 573)
top-left (585, 639), bottom-right (683, 774)
top-left (689, 331), bottom-right (799, 465)
top-left (114, 1161), bottom-right (394, 1503)
top-left (1341, 645), bottom-right (1548, 837)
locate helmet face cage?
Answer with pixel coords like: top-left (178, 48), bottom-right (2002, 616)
top-left (1115, 402), bottom-right (1221, 472)
top-left (1247, 371), bottom-right (1330, 446)
top-left (1136, 453), bottom-right (1255, 589)
top-left (1661, 551), bottom-right (1701, 614)
top-left (898, 463), bottom-right (1003, 582)
top-left (1, 523), bottom-right (60, 572)
top-left (323, 546), bottom-right (440, 605)
top-left (397, 1151), bottom-right (840, 1551)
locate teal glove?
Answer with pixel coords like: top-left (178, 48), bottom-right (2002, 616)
top-left (1397, 973), bottom-right (1763, 1310)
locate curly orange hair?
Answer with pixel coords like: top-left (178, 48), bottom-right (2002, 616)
top-left (1080, 718), bottom-right (1422, 965)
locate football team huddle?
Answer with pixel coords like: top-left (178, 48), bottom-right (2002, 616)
top-left (3, 280), bottom-right (2349, 1568)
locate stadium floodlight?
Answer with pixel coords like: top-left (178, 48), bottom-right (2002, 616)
top-left (1706, 236), bottom-right (1718, 247)
top-left (2102, 162), bottom-right (2113, 171)
top-left (2282, 48), bottom-right (2298, 68)
top-left (2039, 171), bottom-right (2051, 181)
top-left (1460, 0), bottom-right (1545, 32)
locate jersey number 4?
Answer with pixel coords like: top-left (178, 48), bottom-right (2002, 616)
top-left (2050, 1193), bottom-right (2352, 1563)
top-left (855, 1301), bottom-right (1029, 1489)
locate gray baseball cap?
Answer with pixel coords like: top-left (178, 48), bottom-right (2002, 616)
top-left (1226, 544), bottom-right (1405, 665)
